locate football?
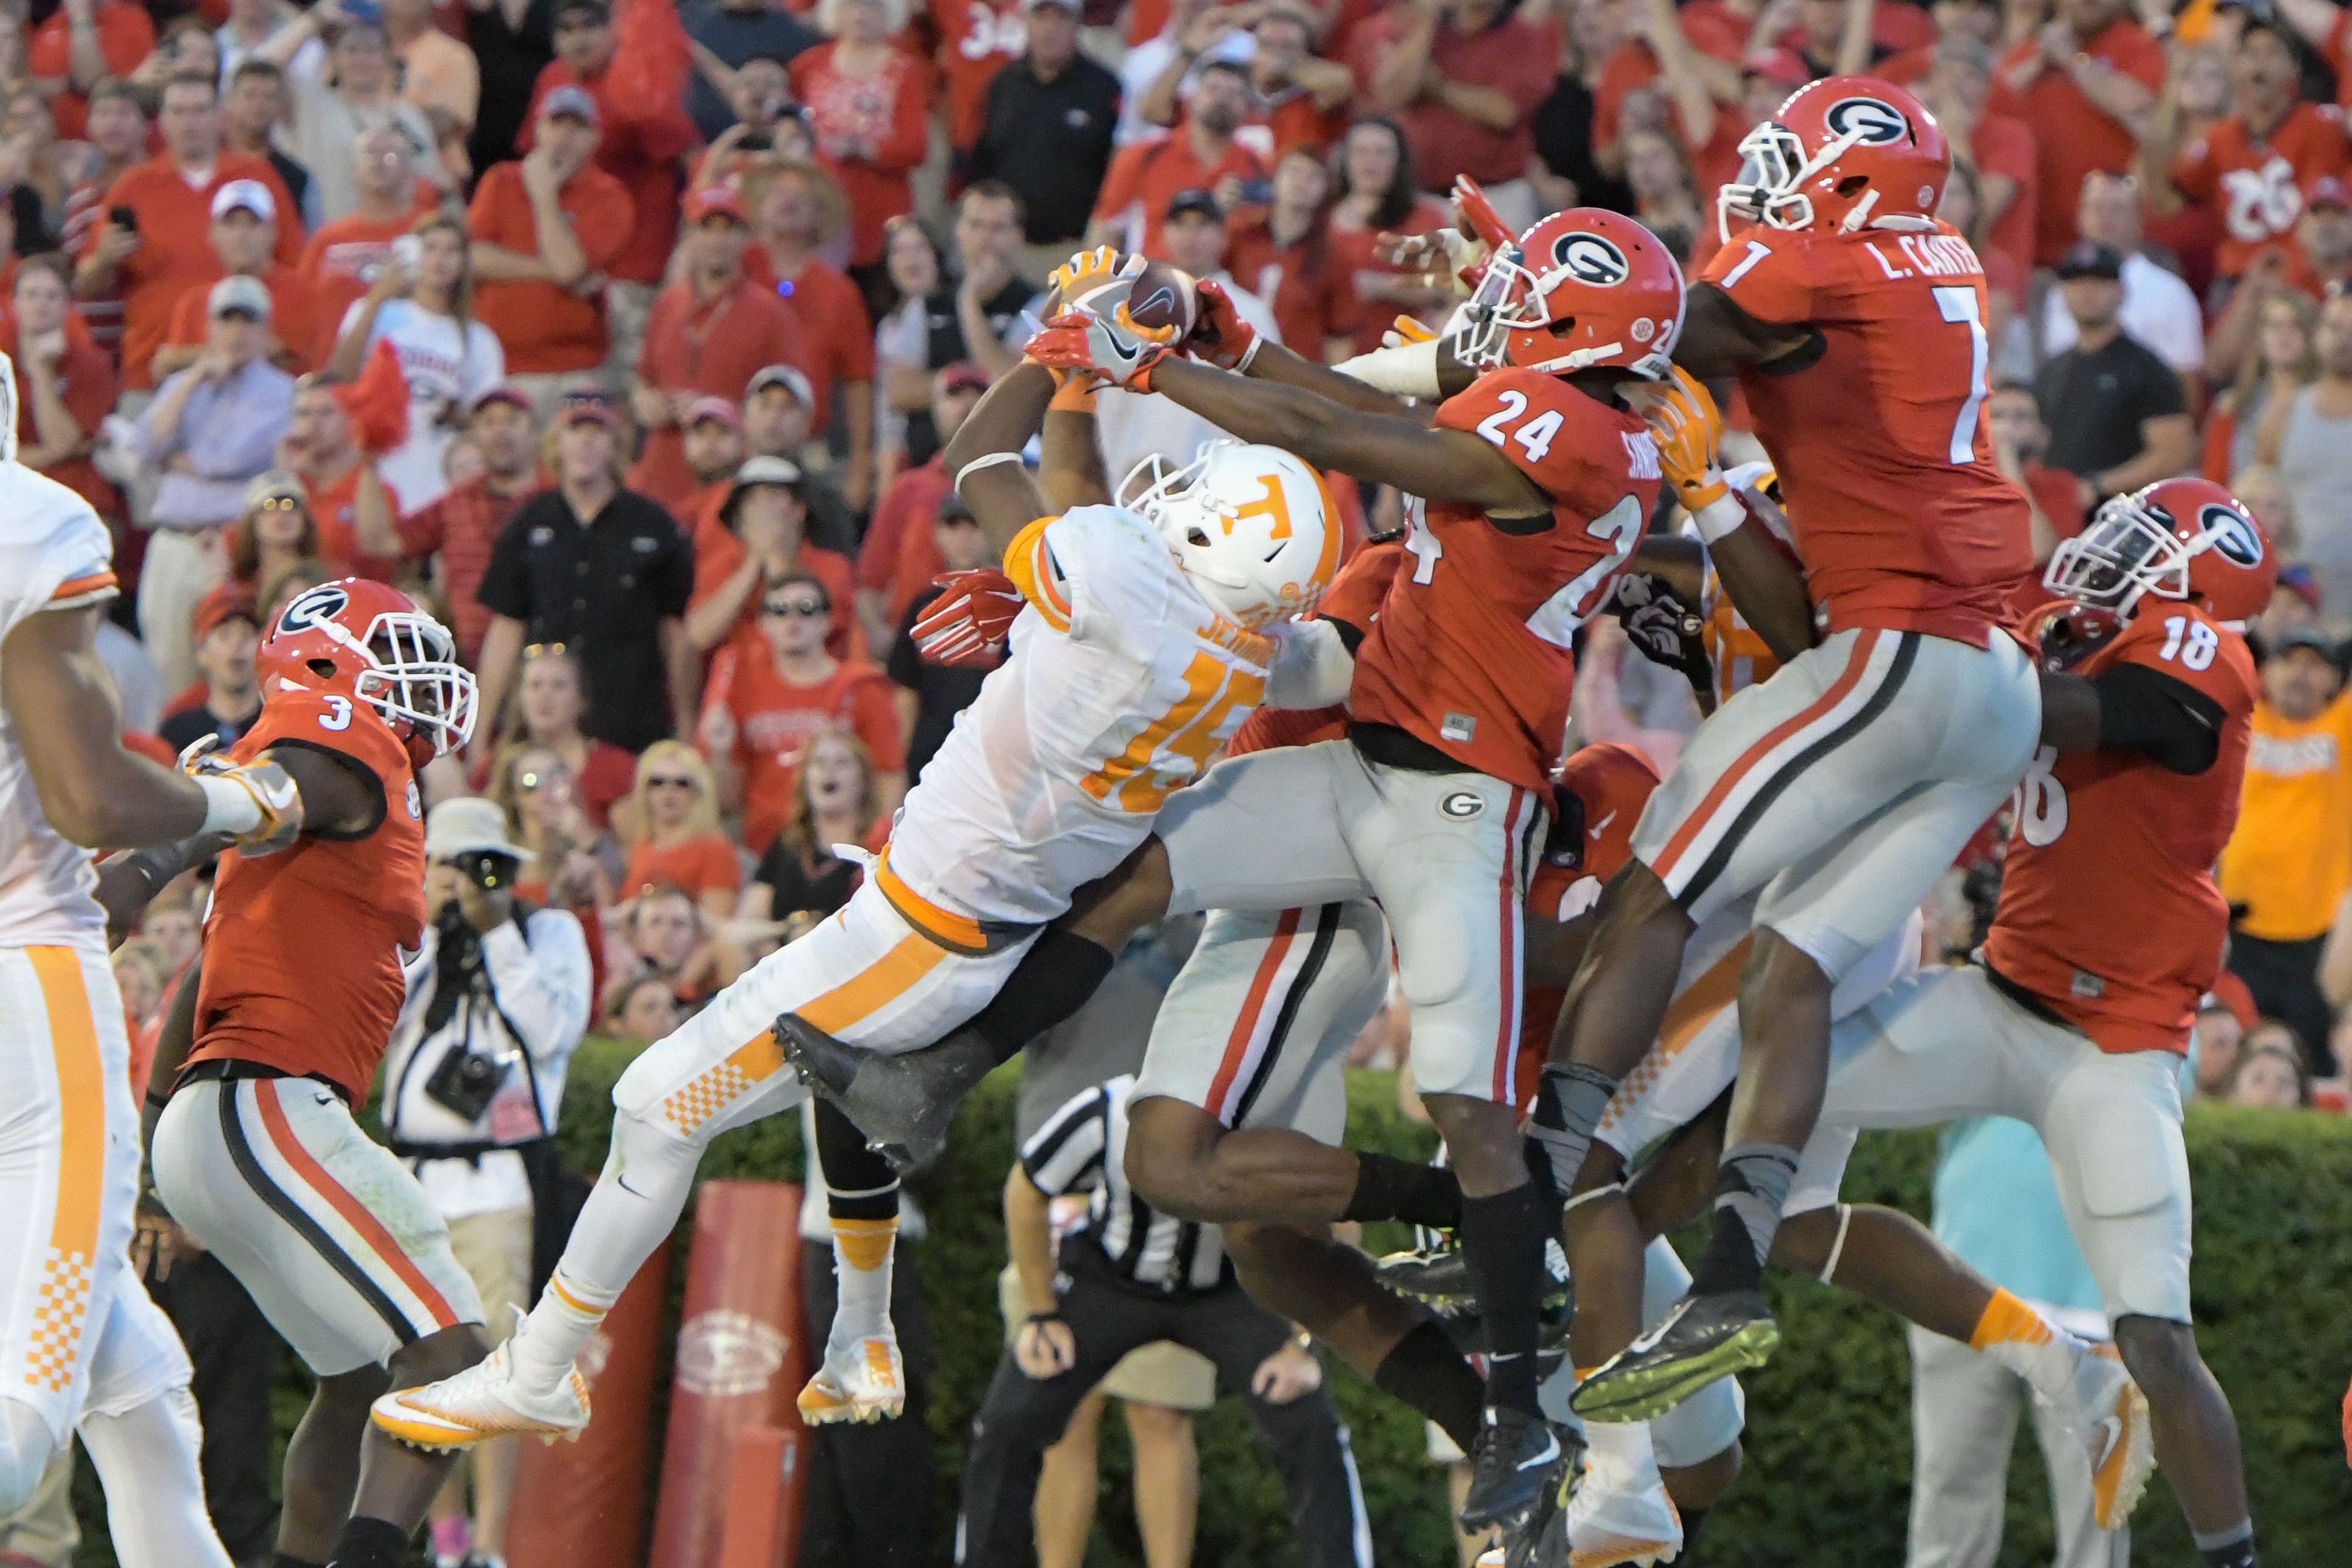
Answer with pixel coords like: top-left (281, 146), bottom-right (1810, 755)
top-left (1121, 259), bottom-right (1199, 338)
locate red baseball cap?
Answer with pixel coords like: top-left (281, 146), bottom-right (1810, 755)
top-left (685, 184), bottom-right (746, 225)
top-left (685, 395), bottom-right (744, 431)
top-left (192, 584), bottom-right (261, 642)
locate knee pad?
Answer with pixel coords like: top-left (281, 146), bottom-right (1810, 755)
top-left (0, 1399), bottom-right (62, 1517)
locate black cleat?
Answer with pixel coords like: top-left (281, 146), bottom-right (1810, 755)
top-left (1496, 1427), bottom-right (1581, 1568)
top-left (773, 1013), bottom-right (995, 1171)
top-left (1377, 1239), bottom-right (1572, 1315)
top-left (1459, 1407), bottom-right (1566, 1533)
top-left (1568, 1287), bottom-right (1779, 1425)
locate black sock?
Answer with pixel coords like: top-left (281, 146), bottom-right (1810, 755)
top-left (2196, 1522), bottom-right (2256, 1568)
top-left (1688, 1144), bottom-right (1799, 1295)
top-left (324, 1516), bottom-right (408, 1568)
top-left (968, 928), bottom-right (1117, 1066)
top-left (1458, 1183), bottom-right (1549, 1416)
top-left (1373, 1320), bottom-right (1485, 1451)
top-left (1343, 1152), bottom-right (1463, 1229)
top-left (1679, 1507), bottom-right (1707, 1553)
top-left (814, 1098), bottom-right (900, 1221)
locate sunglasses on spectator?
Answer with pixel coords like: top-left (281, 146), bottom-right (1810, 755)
top-left (646, 774), bottom-right (700, 791)
top-left (763, 597), bottom-right (830, 618)
top-left (516, 768), bottom-right (568, 792)
top-left (251, 496), bottom-right (304, 513)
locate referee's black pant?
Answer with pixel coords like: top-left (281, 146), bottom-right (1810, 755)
top-left (955, 1244), bottom-right (1368, 1568)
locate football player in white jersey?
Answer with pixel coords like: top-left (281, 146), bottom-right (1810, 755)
top-left (0, 349), bottom-right (303, 1566)
top-left (373, 262), bottom-right (1345, 1451)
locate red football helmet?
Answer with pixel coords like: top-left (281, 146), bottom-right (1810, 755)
top-left (1721, 77), bottom-right (1949, 239)
top-left (259, 578), bottom-right (478, 760)
top-left (1458, 208), bottom-right (1685, 379)
top-left (2043, 478), bottom-right (2278, 626)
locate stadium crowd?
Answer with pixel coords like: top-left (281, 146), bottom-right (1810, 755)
top-left (14, 0), bottom-right (2352, 1559)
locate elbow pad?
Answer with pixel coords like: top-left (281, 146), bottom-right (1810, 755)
top-left (1266, 618), bottom-right (1356, 710)
top-left (1334, 337), bottom-right (1443, 399)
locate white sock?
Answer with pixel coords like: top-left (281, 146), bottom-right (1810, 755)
top-left (826, 1216), bottom-right (899, 1358)
top-left (1581, 1417), bottom-right (1662, 1488)
top-left (1982, 1321), bottom-right (2086, 1406)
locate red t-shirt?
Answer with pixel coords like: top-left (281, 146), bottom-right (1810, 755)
top-left (620, 833), bottom-right (743, 903)
top-left (1351, 12), bottom-right (1556, 188)
top-left (2172, 102), bottom-right (2352, 279)
top-left (1351, 368), bottom-right (1661, 795)
top-left (739, 250), bottom-right (875, 436)
top-left (467, 160), bottom-right (635, 374)
top-left (161, 266), bottom-right (326, 378)
top-left (701, 648), bottom-right (905, 853)
top-left (1985, 601), bottom-right (2256, 1055)
top-left (2000, 19), bottom-right (2169, 265)
top-left (689, 499), bottom-right (862, 662)
top-left (789, 43), bottom-right (932, 267)
top-left (0, 315), bottom-right (119, 519)
top-left (1228, 219), bottom-right (1344, 359)
top-left (298, 203), bottom-right (439, 359)
top-left (1703, 221), bottom-right (2032, 644)
top-left (29, 2), bottom-right (152, 140)
top-left (301, 463), bottom-right (399, 581)
top-left (634, 276), bottom-right (809, 503)
top-left (1326, 197), bottom-right (1454, 353)
top-left (520, 61), bottom-right (701, 285)
top-left (1972, 111), bottom-right (2040, 287)
top-left (931, 0), bottom-right (1027, 152)
top-left (1091, 133), bottom-right (1270, 259)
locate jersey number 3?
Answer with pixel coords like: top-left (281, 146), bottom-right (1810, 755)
top-left (318, 695), bottom-right (354, 730)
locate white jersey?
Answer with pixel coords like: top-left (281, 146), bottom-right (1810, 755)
top-left (0, 466), bottom-right (120, 953)
top-left (882, 505), bottom-right (1274, 931)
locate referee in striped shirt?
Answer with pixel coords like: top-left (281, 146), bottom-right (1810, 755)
top-left (955, 1074), bottom-right (1371, 1568)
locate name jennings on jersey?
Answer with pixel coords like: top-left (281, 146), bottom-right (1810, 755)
top-left (876, 503), bottom-right (1288, 933)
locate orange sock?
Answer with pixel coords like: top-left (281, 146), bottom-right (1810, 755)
top-left (1968, 1287), bottom-right (2053, 1351)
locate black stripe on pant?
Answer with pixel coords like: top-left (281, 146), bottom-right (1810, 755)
top-left (954, 1244), bottom-right (1366, 1568)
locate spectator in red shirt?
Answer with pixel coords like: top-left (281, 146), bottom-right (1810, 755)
top-left (1325, 116), bottom-right (1455, 354)
top-left (30, 0), bottom-right (152, 141)
top-left (301, 125), bottom-right (439, 355)
top-left (397, 385), bottom-right (547, 665)
top-left (153, 178), bottom-right (324, 383)
top-left (791, 0), bottom-right (930, 275)
top-left (1360, 0), bottom-right (1556, 232)
top-left (1136, 7), bottom-right (1353, 163)
top-left (699, 569), bottom-right (905, 855)
top-left (740, 158), bottom-right (877, 507)
top-left (632, 394), bottom-right (746, 520)
top-left (1091, 59), bottom-right (1267, 257)
top-left (1926, 35), bottom-right (2038, 288)
top-left (688, 453), bottom-right (862, 662)
top-left (1999, 0), bottom-right (2165, 267)
top-left (855, 362), bottom-right (988, 651)
top-left (1227, 146), bottom-right (1343, 363)
top-left (4, 253), bottom-right (119, 520)
top-left (281, 373), bottom-right (401, 574)
top-left (630, 183), bottom-right (807, 508)
top-left (617, 740), bottom-right (744, 917)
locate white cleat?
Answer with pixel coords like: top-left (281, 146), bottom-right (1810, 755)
top-left (2049, 1340), bottom-right (2154, 1529)
top-left (1560, 1450), bottom-right (1682, 1568)
top-left (371, 1339), bottom-right (590, 1451)
top-left (797, 1334), bottom-right (906, 1424)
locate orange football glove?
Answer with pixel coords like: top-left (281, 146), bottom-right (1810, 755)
top-left (1026, 308), bottom-right (1177, 393)
top-left (181, 737), bottom-right (305, 854)
top-left (913, 569), bottom-right (1024, 667)
top-left (1047, 245), bottom-right (1136, 315)
top-left (1186, 277), bottom-right (1259, 370)
top-left (1645, 368), bottom-right (1729, 512)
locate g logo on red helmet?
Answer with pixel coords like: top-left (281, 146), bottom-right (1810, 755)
top-left (1823, 97), bottom-right (1909, 147)
top-left (278, 583), bottom-right (351, 637)
top-left (2200, 502), bottom-right (2266, 567)
top-left (1552, 232), bottom-right (1631, 287)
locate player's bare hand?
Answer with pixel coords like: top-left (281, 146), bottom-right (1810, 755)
top-left (1014, 1314), bottom-right (1076, 1379)
top-left (1251, 1337), bottom-right (1323, 1404)
top-left (914, 568), bottom-right (1023, 667)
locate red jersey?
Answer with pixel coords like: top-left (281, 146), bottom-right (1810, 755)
top-left (1350, 369), bottom-right (1662, 795)
top-left (1701, 221), bottom-right (2032, 647)
top-left (701, 647), bottom-right (905, 854)
top-left (931, 0), bottom-right (1027, 152)
top-left (187, 692), bottom-right (427, 1107)
top-left (1983, 602), bottom-right (2256, 1056)
top-left (1228, 541), bottom-right (1405, 756)
top-left (2171, 103), bottom-right (2352, 279)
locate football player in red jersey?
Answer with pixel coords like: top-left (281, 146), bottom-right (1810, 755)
top-left (143, 580), bottom-right (492, 1568)
top-left (1533, 78), bottom-right (2046, 1421)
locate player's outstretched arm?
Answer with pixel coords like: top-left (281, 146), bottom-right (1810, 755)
top-left (1242, 335), bottom-right (1460, 420)
top-left (1146, 357), bottom-right (1551, 517)
top-left (1040, 374), bottom-right (1113, 513)
top-left (2, 604), bottom-right (211, 848)
top-left (941, 360), bottom-right (1059, 555)
top-left (1673, 282), bottom-right (1817, 380)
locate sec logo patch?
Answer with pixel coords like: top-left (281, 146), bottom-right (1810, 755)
top-left (1440, 791), bottom-right (1485, 820)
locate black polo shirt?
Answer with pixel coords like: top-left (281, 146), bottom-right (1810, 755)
top-left (2035, 331), bottom-right (2188, 488)
top-left (478, 486), bottom-right (694, 753)
top-left (967, 52), bottom-right (1122, 245)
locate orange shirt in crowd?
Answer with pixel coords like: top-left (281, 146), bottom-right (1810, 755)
top-left (739, 249), bottom-right (873, 435)
top-left (89, 155), bottom-right (303, 391)
top-left (1252, 89), bottom-right (1349, 163)
top-left (790, 43), bottom-right (932, 267)
top-left (619, 833), bottom-right (743, 904)
top-left (689, 499), bottom-right (862, 661)
top-left (634, 274), bottom-right (808, 503)
top-left (931, 0), bottom-right (1027, 152)
top-left (2001, 17), bottom-right (2168, 266)
top-left (0, 313), bottom-right (119, 519)
top-left (468, 159), bottom-right (635, 374)
top-left (2172, 103), bottom-right (2352, 279)
top-left (521, 61), bottom-right (701, 285)
top-left (701, 645), bottom-right (905, 853)
top-left (1967, 112), bottom-right (2040, 287)
top-left (29, 1), bottom-right (153, 139)
top-left (297, 197), bottom-right (441, 351)
top-left (160, 266), bottom-right (327, 378)
top-left (1093, 133), bottom-right (1270, 259)
top-left (1353, 9), bottom-right (1556, 189)
top-left (2218, 688), bottom-right (2352, 942)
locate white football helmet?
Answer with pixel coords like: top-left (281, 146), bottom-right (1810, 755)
top-left (1122, 441), bottom-right (1339, 629)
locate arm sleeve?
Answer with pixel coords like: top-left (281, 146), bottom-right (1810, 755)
top-left (481, 912), bottom-right (593, 1069)
top-left (1265, 617), bottom-right (1355, 709)
top-left (1019, 1083), bottom-right (1110, 1195)
top-left (2092, 659), bottom-right (2230, 775)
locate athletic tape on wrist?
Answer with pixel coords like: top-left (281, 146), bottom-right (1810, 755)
top-left (1334, 338), bottom-right (1441, 398)
top-left (1690, 491), bottom-right (1747, 544)
top-left (195, 774), bottom-right (262, 838)
top-left (954, 450), bottom-right (1028, 491)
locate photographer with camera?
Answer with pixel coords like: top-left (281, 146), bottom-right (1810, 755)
top-left (383, 797), bottom-right (593, 1568)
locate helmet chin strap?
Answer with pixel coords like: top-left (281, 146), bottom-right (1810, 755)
top-left (1522, 340), bottom-right (1626, 376)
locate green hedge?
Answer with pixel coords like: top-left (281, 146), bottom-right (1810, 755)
top-left (77, 1043), bottom-right (2352, 1566)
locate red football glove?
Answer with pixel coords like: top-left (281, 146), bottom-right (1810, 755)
top-left (1026, 309), bottom-right (1175, 393)
top-left (913, 569), bottom-right (1024, 667)
top-left (1187, 278), bottom-right (1259, 371)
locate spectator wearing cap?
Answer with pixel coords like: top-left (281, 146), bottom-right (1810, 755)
top-left (965, 0), bottom-right (1120, 274)
top-left (251, 0), bottom-right (446, 225)
top-left (29, 0), bottom-right (152, 142)
top-left (2145, 19), bottom-right (2348, 290)
top-left (740, 363), bottom-right (859, 555)
top-left (279, 371), bottom-right (403, 575)
top-left (2035, 241), bottom-right (2194, 513)
top-left (299, 125), bottom-right (438, 337)
top-left (152, 177), bottom-right (324, 383)
top-left (2258, 291), bottom-right (2352, 617)
top-left (223, 60), bottom-right (318, 231)
top-left (122, 273), bottom-right (296, 688)
top-left (1998, 0), bottom-right (2165, 268)
top-left (1986, 381), bottom-right (2086, 572)
top-left (739, 160), bottom-right (876, 508)
top-left (525, 0), bottom-right (702, 379)
top-left (947, 181), bottom-right (1046, 383)
top-left (470, 86), bottom-right (635, 418)
top-left (698, 565), bottom-right (905, 856)
top-left (1357, 0), bottom-right (1556, 233)
top-left (75, 71), bottom-right (300, 396)
top-left (477, 396), bottom-right (697, 755)
top-left (632, 183), bottom-right (807, 508)
top-left (688, 454), bottom-right (860, 664)
top-left (397, 386), bottom-right (545, 665)
top-left (157, 592), bottom-right (264, 756)
top-left (1089, 58), bottom-right (1267, 259)
top-left (326, 209), bottom-right (506, 512)
top-left (2, 251), bottom-right (119, 520)
top-left (685, 0), bottom-right (817, 141)
top-left (888, 492), bottom-right (998, 780)
top-left (1116, 0), bottom-right (1252, 149)
top-left (634, 394), bottom-right (745, 518)
top-left (2042, 172), bottom-right (2207, 378)
top-left (2221, 625), bottom-right (2352, 1074)
top-left (855, 362), bottom-right (989, 652)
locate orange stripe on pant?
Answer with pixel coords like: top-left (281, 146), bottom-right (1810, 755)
top-left (24, 948), bottom-right (103, 1395)
top-left (1650, 630), bottom-right (1885, 886)
top-left (1203, 909), bottom-right (1303, 1122)
top-left (253, 1080), bottom-right (460, 1332)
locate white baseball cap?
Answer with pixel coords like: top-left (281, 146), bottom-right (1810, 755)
top-left (211, 178), bottom-right (277, 223)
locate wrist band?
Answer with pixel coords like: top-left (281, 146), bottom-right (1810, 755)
top-left (1690, 491), bottom-right (1746, 544)
top-left (195, 774), bottom-right (261, 838)
top-left (1233, 335), bottom-right (1262, 373)
top-left (954, 450), bottom-right (1028, 491)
